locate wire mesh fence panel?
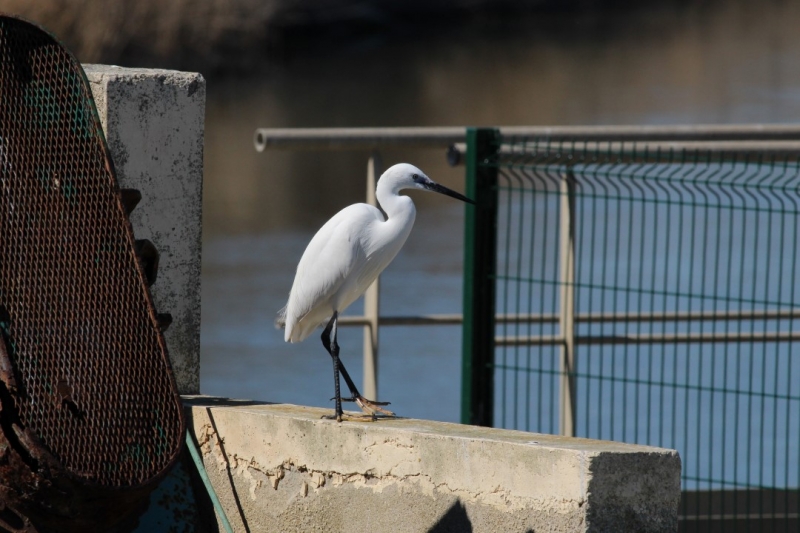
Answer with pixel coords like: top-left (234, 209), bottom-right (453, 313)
top-left (465, 130), bottom-right (800, 531)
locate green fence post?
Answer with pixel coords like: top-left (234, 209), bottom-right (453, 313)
top-left (461, 127), bottom-right (500, 426)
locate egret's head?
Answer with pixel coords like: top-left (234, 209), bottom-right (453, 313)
top-left (381, 163), bottom-right (475, 204)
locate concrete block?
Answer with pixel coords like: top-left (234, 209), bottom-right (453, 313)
top-left (184, 398), bottom-right (681, 532)
top-left (84, 65), bottom-right (204, 394)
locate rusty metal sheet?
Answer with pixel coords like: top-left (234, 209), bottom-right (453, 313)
top-left (0, 13), bottom-right (185, 531)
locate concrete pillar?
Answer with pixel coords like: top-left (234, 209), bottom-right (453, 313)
top-left (185, 398), bottom-right (682, 532)
top-left (84, 65), bottom-right (204, 394)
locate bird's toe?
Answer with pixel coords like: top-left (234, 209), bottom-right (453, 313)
top-left (321, 411), bottom-right (344, 422)
top-left (355, 396), bottom-right (396, 417)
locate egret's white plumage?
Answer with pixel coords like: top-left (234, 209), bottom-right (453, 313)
top-left (278, 162), bottom-right (473, 420)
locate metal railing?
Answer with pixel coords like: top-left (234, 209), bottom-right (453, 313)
top-left (254, 124), bottom-right (800, 403)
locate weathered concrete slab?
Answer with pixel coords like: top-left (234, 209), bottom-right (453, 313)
top-left (84, 65), bottom-right (204, 394)
top-left (184, 397), bottom-right (681, 532)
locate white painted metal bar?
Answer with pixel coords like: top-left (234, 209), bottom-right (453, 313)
top-left (362, 153), bottom-right (382, 400)
top-left (254, 127), bottom-right (465, 151)
top-left (338, 314), bottom-right (465, 326)
top-left (338, 308), bottom-right (800, 327)
top-left (559, 170), bottom-right (577, 438)
top-left (254, 125), bottom-right (800, 153)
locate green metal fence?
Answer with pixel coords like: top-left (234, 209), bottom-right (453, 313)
top-left (461, 127), bottom-right (800, 531)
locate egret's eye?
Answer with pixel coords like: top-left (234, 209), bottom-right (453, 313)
top-left (412, 173), bottom-right (422, 183)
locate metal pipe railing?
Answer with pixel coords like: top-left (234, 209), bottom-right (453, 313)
top-left (340, 308), bottom-right (800, 327)
top-left (558, 170), bottom-right (577, 437)
top-left (254, 127), bottom-right (465, 151)
top-left (255, 124), bottom-right (800, 152)
top-left (361, 153), bottom-right (382, 400)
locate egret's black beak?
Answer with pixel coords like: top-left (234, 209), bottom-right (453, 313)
top-left (425, 181), bottom-right (476, 205)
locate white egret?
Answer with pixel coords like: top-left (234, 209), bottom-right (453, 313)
top-left (277, 163), bottom-right (474, 421)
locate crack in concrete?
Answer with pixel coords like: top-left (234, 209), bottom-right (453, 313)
top-left (201, 443), bottom-right (531, 511)
top-left (196, 422), bottom-right (590, 514)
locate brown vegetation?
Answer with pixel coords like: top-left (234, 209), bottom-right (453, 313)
top-left (0, 0), bottom-right (282, 70)
top-left (0, 0), bottom-right (557, 72)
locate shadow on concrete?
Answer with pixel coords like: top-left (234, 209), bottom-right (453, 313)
top-left (181, 395), bottom-right (275, 408)
top-left (427, 499), bottom-right (535, 533)
top-left (428, 500), bottom-right (472, 533)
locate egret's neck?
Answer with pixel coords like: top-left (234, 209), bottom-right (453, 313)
top-left (376, 177), bottom-right (415, 221)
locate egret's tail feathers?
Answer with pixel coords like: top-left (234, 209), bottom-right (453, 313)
top-left (275, 307), bottom-right (287, 330)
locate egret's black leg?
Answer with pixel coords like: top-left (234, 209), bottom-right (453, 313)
top-left (321, 312), bottom-right (343, 421)
top-left (320, 312), bottom-right (395, 420)
top-left (337, 364), bottom-right (391, 407)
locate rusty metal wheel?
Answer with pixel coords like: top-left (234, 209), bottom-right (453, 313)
top-left (0, 14), bottom-right (184, 532)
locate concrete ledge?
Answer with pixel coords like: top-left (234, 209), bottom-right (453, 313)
top-left (185, 397), bottom-right (680, 532)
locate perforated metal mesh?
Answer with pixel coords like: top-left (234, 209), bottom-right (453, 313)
top-left (0, 16), bottom-right (183, 487)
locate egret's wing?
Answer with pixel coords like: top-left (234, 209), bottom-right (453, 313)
top-left (285, 205), bottom-right (374, 332)
top-left (291, 236), bottom-right (362, 317)
top-left (353, 252), bottom-right (390, 292)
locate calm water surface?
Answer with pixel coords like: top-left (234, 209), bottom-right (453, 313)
top-left (200, 1), bottom-right (800, 423)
